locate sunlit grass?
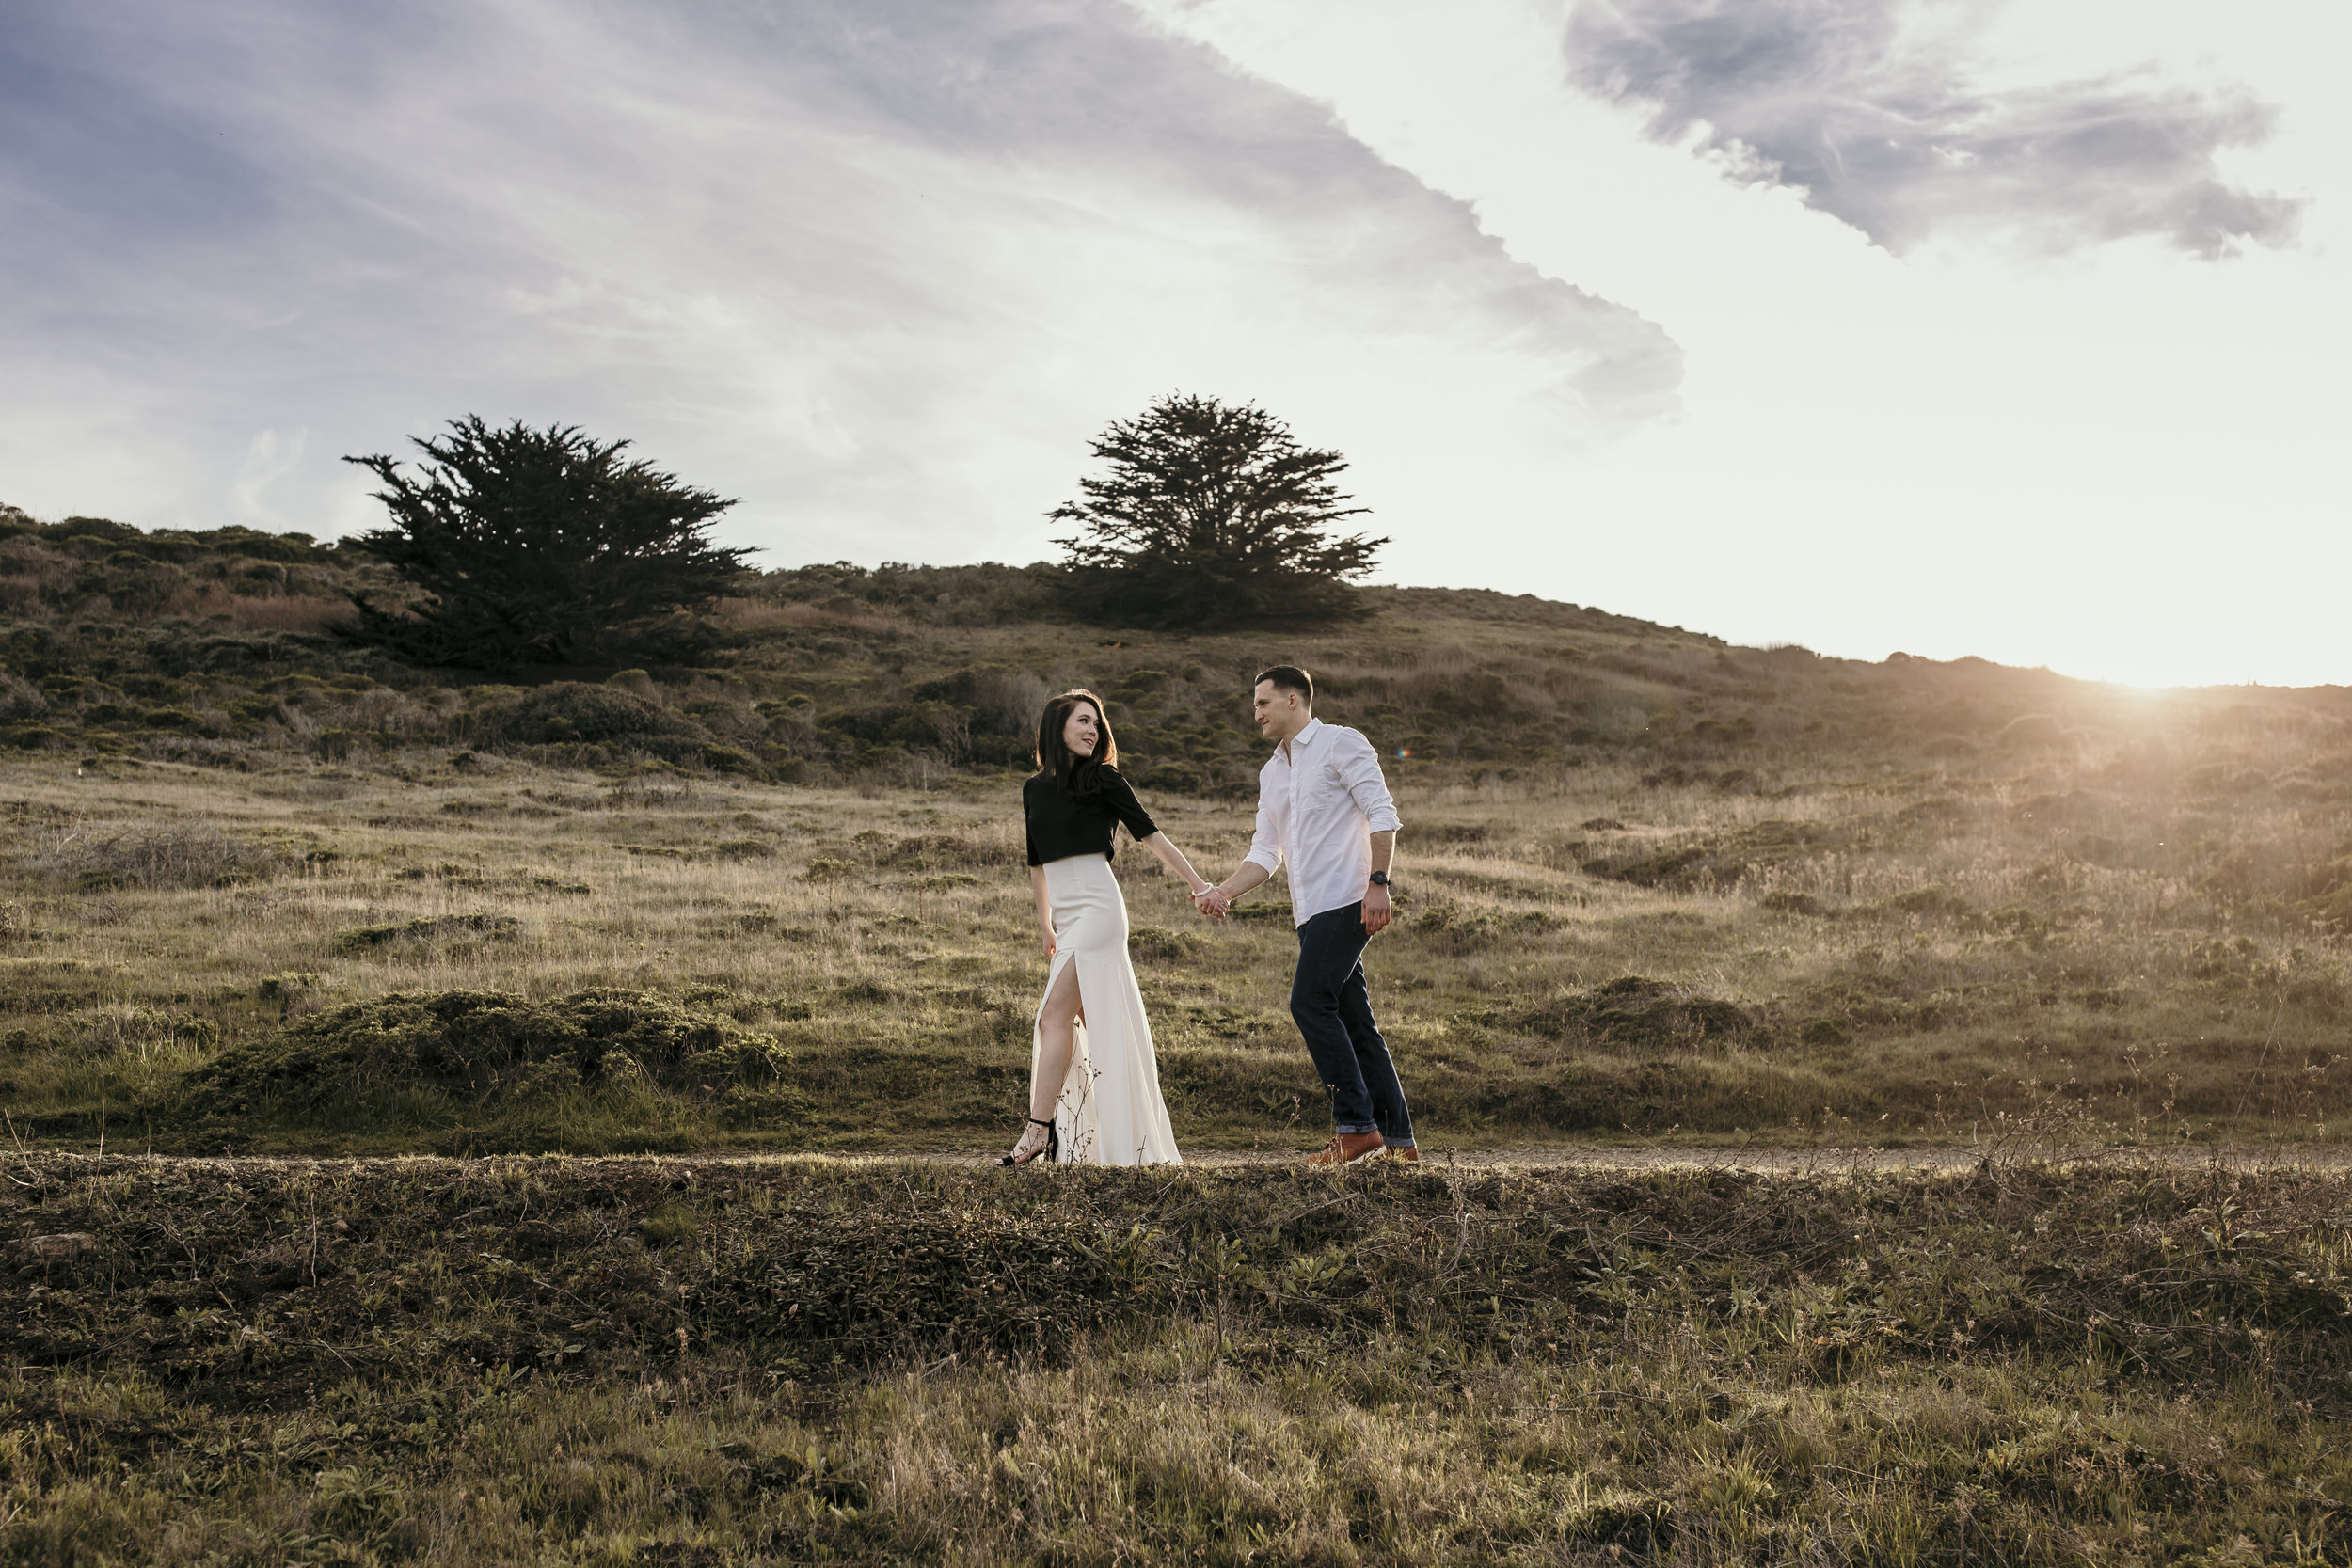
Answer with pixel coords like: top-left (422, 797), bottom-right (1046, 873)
top-left (3, 710), bottom-right (2351, 1155)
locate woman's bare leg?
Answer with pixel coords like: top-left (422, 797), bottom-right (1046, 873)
top-left (1013, 960), bottom-right (1084, 1161)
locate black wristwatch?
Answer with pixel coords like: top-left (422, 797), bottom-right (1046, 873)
top-left (1368, 871), bottom-right (1391, 887)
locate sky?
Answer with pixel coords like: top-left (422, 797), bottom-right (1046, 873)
top-left (1, 0), bottom-right (2344, 688)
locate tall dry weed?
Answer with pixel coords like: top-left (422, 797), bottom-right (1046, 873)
top-left (23, 821), bottom-right (292, 889)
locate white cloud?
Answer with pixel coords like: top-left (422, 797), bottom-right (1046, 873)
top-left (0, 0), bottom-right (1677, 564)
top-left (1104, 0), bottom-right (2352, 687)
top-left (1563, 0), bottom-right (2303, 257)
top-left (231, 428), bottom-right (308, 528)
top-left (6, 0), bottom-right (2341, 687)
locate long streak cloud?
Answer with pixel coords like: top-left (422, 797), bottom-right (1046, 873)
top-left (1565, 0), bottom-right (2304, 257)
top-left (0, 0), bottom-right (1679, 554)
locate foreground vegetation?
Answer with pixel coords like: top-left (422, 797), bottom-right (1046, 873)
top-left (8, 1152), bottom-right (2352, 1564)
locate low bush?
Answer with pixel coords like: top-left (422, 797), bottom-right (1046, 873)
top-left (1583, 820), bottom-right (1836, 890)
top-left (1135, 760), bottom-right (1204, 793)
top-left (334, 912), bottom-right (524, 951)
top-left (1409, 898), bottom-right (1566, 942)
top-left (1128, 925), bottom-right (1206, 963)
top-left (866, 831), bottom-right (1023, 870)
top-left (24, 822), bottom-right (293, 888)
top-left (472, 682), bottom-right (711, 751)
top-left (1759, 889), bottom-right (1825, 915)
top-left (1500, 975), bottom-right (1766, 1053)
top-left (172, 988), bottom-right (808, 1128)
top-left (0, 670), bottom-right (45, 721)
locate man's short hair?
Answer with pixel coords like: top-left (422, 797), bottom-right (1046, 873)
top-left (1255, 665), bottom-right (1313, 705)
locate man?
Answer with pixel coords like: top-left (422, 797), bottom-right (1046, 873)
top-left (1196, 665), bottom-right (1417, 1165)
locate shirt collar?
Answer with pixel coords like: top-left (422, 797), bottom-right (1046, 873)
top-left (1279, 717), bottom-right (1324, 764)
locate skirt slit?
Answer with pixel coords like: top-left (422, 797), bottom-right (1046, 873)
top-left (1029, 854), bottom-right (1181, 1166)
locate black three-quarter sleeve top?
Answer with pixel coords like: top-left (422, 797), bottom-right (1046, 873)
top-left (1024, 767), bottom-right (1158, 865)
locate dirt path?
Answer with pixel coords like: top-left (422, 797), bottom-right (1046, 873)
top-left (23, 1143), bottom-right (2352, 1176)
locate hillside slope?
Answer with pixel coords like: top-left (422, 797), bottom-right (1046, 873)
top-left (7, 502), bottom-right (2345, 799)
top-left (4, 506), bottom-right (2351, 1156)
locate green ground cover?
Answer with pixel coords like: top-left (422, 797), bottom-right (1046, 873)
top-left (6, 1152), bottom-right (2350, 1565)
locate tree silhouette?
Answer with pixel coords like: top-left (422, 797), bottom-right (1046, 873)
top-left (1052, 394), bottom-right (1385, 628)
top-left (342, 418), bottom-right (753, 668)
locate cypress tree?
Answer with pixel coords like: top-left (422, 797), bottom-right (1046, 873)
top-left (342, 418), bottom-right (753, 668)
top-left (1052, 394), bottom-right (1385, 628)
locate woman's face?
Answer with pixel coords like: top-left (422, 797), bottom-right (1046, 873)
top-left (1061, 702), bottom-right (1101, 758)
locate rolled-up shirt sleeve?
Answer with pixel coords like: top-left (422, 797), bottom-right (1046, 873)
top-left (1244, 786), bottom-right (1282, 876)
top-left (1334, 729), bottom-right (1402, 834)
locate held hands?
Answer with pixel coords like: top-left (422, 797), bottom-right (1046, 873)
top-left (1360, 883), bottom-right (1392, 936)
top-left (1192, 884), bottom-right (1231, 921)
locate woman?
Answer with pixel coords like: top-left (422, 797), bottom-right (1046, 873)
top-left (1005, 689), bottom-right (1209, 1167)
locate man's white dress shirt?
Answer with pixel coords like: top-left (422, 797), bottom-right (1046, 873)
top-left (1243, 718), bottom-right (1404, 927)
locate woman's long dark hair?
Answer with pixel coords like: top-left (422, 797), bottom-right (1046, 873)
top-left (1035, 689), bottom-right (1118, 794)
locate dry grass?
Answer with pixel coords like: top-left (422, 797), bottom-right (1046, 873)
top-left (152, 584), bottom-right (358, 633)
top-left (6, 1153), bottom-right (2351, 1565)
top-left (708, 595), bottom-right (912, 635)
top-left (1, 684), bottom-right (2348, 1155)
top-left (2, 544), bottom-right (2349, 1153)
top-left (7, 540), bottom-right (2352, 1561)
top-left (22, 819), bottom-right (296, 890)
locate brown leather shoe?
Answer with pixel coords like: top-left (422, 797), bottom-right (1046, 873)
top-left (1307, 1131), bottom-right (1385, 1165)
top-left (1384, 1146), bottom-right (1421, 1164)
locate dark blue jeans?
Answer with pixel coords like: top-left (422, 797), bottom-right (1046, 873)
top-left (1292, 903), bottom-right (1415, 1147)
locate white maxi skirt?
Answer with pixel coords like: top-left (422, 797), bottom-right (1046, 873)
top-left (1035, 853), bottom-right (1183, 1166)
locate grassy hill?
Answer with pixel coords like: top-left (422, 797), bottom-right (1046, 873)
top-left (10, 507), bottom-right (2352, 1564)
top-left (3, 504), bottom-right (2351, 1154)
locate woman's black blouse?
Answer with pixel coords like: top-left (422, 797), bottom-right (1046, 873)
top-left (1025, 768), bottom-right (1158, 865)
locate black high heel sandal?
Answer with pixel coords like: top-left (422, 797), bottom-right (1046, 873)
top-left (1000, 1117), bottom-right (1057, 1167)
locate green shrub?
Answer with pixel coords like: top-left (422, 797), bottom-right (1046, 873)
top-left (476, 682), bottom-right (709, 750)
top-left (1136, 760), bottom-right (1204, 793)
top-left (176, 987), bottom-right (803, 1120)
top-left (335, 913), bottom-right (523, 952)
top-left (700, 743), bottom-right (761, 775)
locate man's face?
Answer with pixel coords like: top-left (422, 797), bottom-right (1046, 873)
top-left (1252, 680), bottom-right (1299, 740)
